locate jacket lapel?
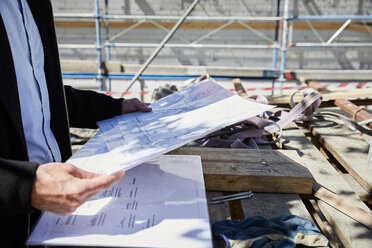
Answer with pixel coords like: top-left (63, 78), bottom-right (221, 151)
top-left (0, 14), bottom-right (27, 153)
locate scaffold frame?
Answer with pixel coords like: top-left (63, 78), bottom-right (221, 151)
top-left (53, 0), bottom-right (372, 93)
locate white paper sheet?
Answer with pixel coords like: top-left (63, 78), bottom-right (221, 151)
top-left (68, 130), bottom-right (124, 174)
top-left (97, 79), bottom-right (274, 173)
top-left (27, 155), bottom-right (212, 248)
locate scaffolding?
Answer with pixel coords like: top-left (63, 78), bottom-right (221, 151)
top-left (53, 0), bottom-right (372, 93)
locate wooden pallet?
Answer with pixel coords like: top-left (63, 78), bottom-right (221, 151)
top-left (170, 118), bottom-right (372, 248)
top-left (185, 79), bottom-right (372, 248)
top-left (282, 122), bottom-right (372, 248)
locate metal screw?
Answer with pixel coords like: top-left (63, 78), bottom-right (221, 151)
top-left (261, 159), bottom-right (268, 166)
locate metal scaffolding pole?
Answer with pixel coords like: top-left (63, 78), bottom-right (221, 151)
top-left (104, 0), bottom-right (112, 91)
top-left (55, 13), bottom-right (372, 22)
top-left (124, 0), bottom-right (201, 93)
top-left (272, 0), bottom-right (281, 70)
top-left (271, 0), bottom-right (281, 95)
top-left (292, 43), bottom-right (372, 47)
top-left (58, 44), bottom-right (96, 49)
top-left (277, 0), bottom-right (290, 94)
top-left (55, 13), bottom-right (284, 22)
top-left (326, 19), bottom-right (351, 45)
top-left (94, 0), bottom-right (104, 90)
top-left (291, 15), bottom-right (372, 20)
top-left (54, 13), bottom-right (94, 18)
top-left (105, 43), bottom-right (279, 49)
top-left (59, 43), bottom-right (282, 49)
top-left (100, 15), bottom-right (283, 22)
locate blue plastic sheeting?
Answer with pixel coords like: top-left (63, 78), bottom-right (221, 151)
top-left (291, 15), bottom-right (372, 20)
top-left (62, 73), bottom-right (276, 81)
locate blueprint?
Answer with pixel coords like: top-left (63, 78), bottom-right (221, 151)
top-left (67, 130), bottom-right (123, 174)
top-left (27, 155), bottom-right (212, 248)
top-left (97, 79), bottom-right (274, 173)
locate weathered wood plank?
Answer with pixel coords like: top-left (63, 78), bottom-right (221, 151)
top-left (315, 187), bottom-right (372, 229)
top-left (241, 193), bottom-right (313, 220)
top-left (207, 192), bottom-right (228, 223)
top-left (207, 192), bottom-right (228, 248)
top-left (267, 88), bottom-right (372, 106)
top-left (305, 199), bottom-right (344, 248)
top-left (309, 116), bottom-right (372, 194)
top-left (282, 122), bottom-right (372, 248)
top-left (232, 78), bottom-right (249, 98)
top-left (168, 147), bottom-right (313, 194)
top-left (342, 174), bottom-right (372, 203)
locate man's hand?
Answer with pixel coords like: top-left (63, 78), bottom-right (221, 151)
top-left (31, 163), bottom-right (124, 216)
top-left (122, 98), bottom-right (152, 114)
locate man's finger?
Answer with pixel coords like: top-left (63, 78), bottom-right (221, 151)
top-left (80, 170), bottom-right (125, 193)
top-left (70, 166), bottom-right (103, 179)
top-left (79, 190), bottom-right (103, 204)
top-left (138, 104), bottom-right (152, 112)
top-left (132, 99), bottom-right (152, 112)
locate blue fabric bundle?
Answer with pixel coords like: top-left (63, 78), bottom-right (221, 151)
top-left (212, 214), bottom-right (328, 248)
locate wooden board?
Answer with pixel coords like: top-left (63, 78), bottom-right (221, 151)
top-left (282, 122), bottom-right (372, 248)
top-left (309, 116), bottom-right (372, 194)
top-left (241, 193), bottom-right (313, 220)
top-left (315, 187), bottom-right (372, 229)
top-left (168, 147), bottom-right (313, 194)
top-left (342, 174), bottom-right (372, 203)
top-left (207, 191), bottom-right (228, 248)
top-left (268, 88), bottom-right (372, 106)
top-left (305, 199), bottom-right (344, 248)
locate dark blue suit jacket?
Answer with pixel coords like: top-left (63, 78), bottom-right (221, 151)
top-left (0, 0), bottom-right (123, 246)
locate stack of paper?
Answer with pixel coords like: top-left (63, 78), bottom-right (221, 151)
top-left (74, 79), bottom-right (274, 174)
top-left (28, 155), bottom-right (212, 247)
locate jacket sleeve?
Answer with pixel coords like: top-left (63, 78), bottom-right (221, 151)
top-left (0, 157), bottom-right (38, 215)
top-left (64, 85), bottom-right (124, 129)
